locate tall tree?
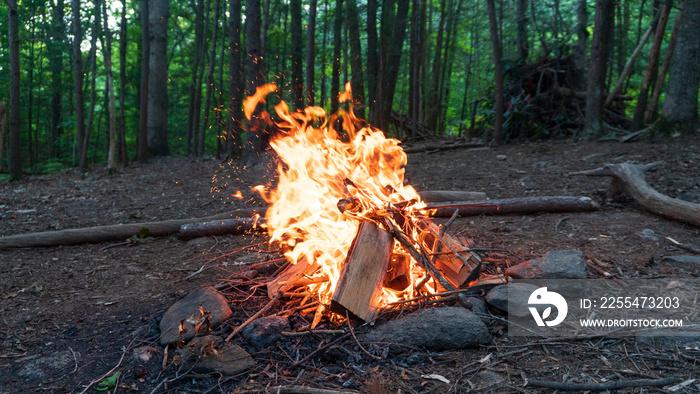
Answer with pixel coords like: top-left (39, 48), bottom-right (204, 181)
top-left (486, 0), bottom-right (504, 144)
top-left (147, 0), bottom-right (170, 155)
top-left (408, 0), bottom-right (424, 137)
top-left (137, 0), bottom-right (149, 162)
top-left (647, 8), bottom-right (681, 124)
top-left (7, 0), bottom-right (22, 180)
top-left (185, 0), bottom-right (205, 156)
top-left (516, 0), bottom-right (528, 63)
top-left (290, 0), bottom-right (304, 110)
top-left (366, 0), bottom-right (379, 117)
top-left (331, 0), bottom-right (344, 115)
top-left (49, 0), bottom-right (66, 158)
top-left (103, 0), bottom-right (118, 169)
top-left (81, 0), bottom-right (101, 169)
top-left (660, 0), bottom-right (700, 134)
top-left (227, 0), bottom-right (244, 157)
top-left (574, 0), bottom-right (587, 90)
top-left (306, 0), bottom-right (318, 106)
top-left (118, 0), bottom-right (129, 165)
top-left (426, 0), bottom-right (448, 133)
top-left (199, 0), bottom-right (222, 156)
top-left (346, 0), bottom-right (365, 118)
top-left (583, 0), bottom-right (614, 137)
top-left (72, 0), bottom-right (86, 169)
top-left (244, 0), bottom-right (266, 165)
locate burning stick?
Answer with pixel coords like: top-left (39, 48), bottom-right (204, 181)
top-left (330, 221), bottom-right (393, 322)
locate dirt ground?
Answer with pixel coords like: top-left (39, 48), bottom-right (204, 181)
top-left (1, 134), bottom-right (699, 393)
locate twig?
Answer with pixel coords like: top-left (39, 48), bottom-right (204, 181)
top-left (69, 347), bottom-right (78, 373)
top-left (282, 329), bottom-right (346, 337)
top-left (666, 237), bottom-right (700, 254)
top-left (225, 293), bottom-right (281, 341)
top-left (78, 346), bottom-right (128, 394)
top-left (346, 312), bottom-right (382, 360)
top-left (555, 216), bottom-right (570, 232)
top-left (263, 386), bottom-right (360, 394)
top-left (291, 333), bottom-right (351, 367)
top-left (526, 377), bottom-right (680, 390)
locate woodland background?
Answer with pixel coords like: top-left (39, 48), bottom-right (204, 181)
top-left (1, 0), bottom-right (699, 181)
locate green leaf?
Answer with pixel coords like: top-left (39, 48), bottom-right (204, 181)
top-left (95, 371), bottom-right (120, 391)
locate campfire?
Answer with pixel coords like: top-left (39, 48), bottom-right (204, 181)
top-left (244, 83), bottom-right (482, 325)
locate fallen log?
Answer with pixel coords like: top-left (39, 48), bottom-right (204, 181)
top-left (571, 162), bottom-right (700, 227)
top-left (179, 217), bottom-right (264, 239)
top-left (402, 141), bottom-right (485, 154)
top-left (0, 208), bottom-right (264, 249)
top-left (425, 196), bottom-right (600, 217)
top-left (418, 190), bottom-right (486, 203)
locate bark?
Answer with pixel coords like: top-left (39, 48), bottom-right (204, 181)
top-left (366, 0), bottom-right (379, 120)
top-left (193, 0), bottom-right (211, 156)
top-left (226, 0), bottom-right (244, 157)
top-left (517, 0), bottom-right (529, 63)
top-left (0, 102), bottom-right (5, 170)
top-left (376, 0), bottom-right (409, 131)
top-left (486, 0), bottom-right (504, 145)
top-left (320, 0), bottom-right (330, 106)
top-left (427, 196), bottom-right (600, 218)
top-left (26, 17), bottom-right (36, 168)
top-left (330, 0), bottom-right (344, 114)
top-left (199, 0), bottom-right (222, 156)
top-left (408, 0), bottom-right (424, 138)
top-left (186, 0), bottom-right (205, 156)
top-left (147, 0), bottom-right (170, 156)
top-left (306, 0), bottom-right (317, 106)
top-left (179, 217), bottom-right (264, 239)
top-left (118, 0), bottom-right (129, 165)
top-left (646, 8), bottom-right (681, 124)
top-left (290, 0), bottom-right (304, 111)
top-left (632, 4), bottom-right (670, 131)
top-left (49, 0), bottom-right (66, 159)
top-left (572, 162), bottom-right (700, 227)
top-left (583, 0), bottom-right (614, 137)
top-left (82, 0), bottom-right (101, 169)
top-left (243, 0), bottom-right (266, 166)
top-left (346, 0), bottom-right (365, 119)
top-left (137, 0), bottom-right (149, 162)
top-left (103, 0), bottom-right (118, 170)
top-left (574, 0), bottom-right (587, 90)
top-left (426, 0), bottom-right (447, 133)
top-left (660, 0), bottom-right (700, 134)
top-left (8, 0), bottom-right (21, 180)
top-left (216, 12), bottom-right (226, 159)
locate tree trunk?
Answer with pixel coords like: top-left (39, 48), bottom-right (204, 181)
top-left (7, 0), bottom-right (22, 180)
top-left (486, 0), bottom-right (504, 145)
top-left (147, 0), bottom-right (170, 155)
top-left (226, 0), bottom-right (244, 157)
top-left (409, 0), bottom-right (424, 138)
top-left (49, 0), bottom-right (66, 159)
top-left (72, 0), bottom-right (86, 168)
top-left (243, 0), bottom-right (266, 166)
top-left (26, 17), bottom-right (36, 169)
top-left (306, 0), bottom-right (318, 107)
top-left (216, 12), bottom-right (226, 159)
top-left (659, 0), bottom-right (700, 134)
top-left (320, 0), bottom-right (330, 106)
top-left (137, 0), bottom-right (149, 162)
top-left (102, 0), bottom-right (117, 170)
top-left (376, 0), bottom-right (409, 132)
top-left (118, 0), bottom-right (129, 165)
top-left (0, 102), bottom-right (5, 171)
top-left (346, 0), bottom-right (365, 119)
top-left (290, 0), bottom-right (304, 111)
top-left (82, 0), bottom-right (101, 170)
top-left (631, 3), bottom-right (670, 131)
top-left (186, 0), bottom-right (204, 156)
top-left (646, 8), bottom-right (681, 124)
top-left (193, 0), bottom-right (211, 156)
top-left (583, 0), bottom-right (614, 137)
top-left (574, 0), bottom-right (587, 90)
top-left (366, 0), bottom-right (379, 120)
top-left (199, 0), bottom-right (222, 156)
top-left (516, 0), bottom-right (528, 63)
top-left (426, 0), bottom-right (447, 134)
top-left (330, 0), bottom-right (344, 115)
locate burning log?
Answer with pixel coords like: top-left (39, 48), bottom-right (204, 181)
top-left (416, 219), bottom-right (481, 288)
top-left (383, 254), bottom-right (411, 291)
top-left (330, 221), bottom-right (393, 322)
top-left (179, 217), bottom-right (264, 239)
top-left (267, 258), bottom-right (320, 299)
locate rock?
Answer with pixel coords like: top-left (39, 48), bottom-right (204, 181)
top-left (496, 154), bottom-right (507, 161)
top-left (178, 335), bottom-right (255, 376)
top-left (160, 286), bottom-right (233, 346)
top-left (462, 297), bottom-right (487, 316)
top-left (242, 316), bottom-right (290, 350)
top-left (485, 283), bottom-right (540, 317)
top-left (640, 229), bottom-right (659, 241)
top-left (662, 255), bottom-right (700, 264)
top-left (17, 351), bottom-right (75, 380)
top-left (506, 250), bottom-right (586, 279)
top-left (360, 307), bottom-right (491, 349)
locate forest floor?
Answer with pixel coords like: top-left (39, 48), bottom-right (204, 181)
top-left (1, 135), bottom-right (699, 393)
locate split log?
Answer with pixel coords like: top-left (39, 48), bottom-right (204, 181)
top-left (416, 219), bottom-right (481, 288)
top-left (267, 257), bottom-right (320, 299)
top-left (0, 208), bottom-right (264, 249)
top-left (425, 196), bottom-right (600, 217)
top-left (571, 162), bottom-right (700, 227)
top-left (179, 217), bottom-right (264, 239)
top-left (383, 254), bottom-right (411, 291)
top-left (330, 221), bottom-right (393, 322)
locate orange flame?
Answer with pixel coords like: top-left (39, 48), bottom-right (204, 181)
top-left (253, 83), bottom-right (428, 306)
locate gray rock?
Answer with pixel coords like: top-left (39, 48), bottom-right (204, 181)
top-left (640, 229), bottom-right (659, 241)
top-left (496, 154), bottom-right (507, 161)
top-left (160, 286), bottom-right (233, 346)
top-left (360, 307), bottom-right (491, 349)
top-left (662, 255), bottom-right (700, 264)
top-left (485, 283), bottom-right (540, 317)
top-left (178, 335), bottom-right (255, 376)
top-left (462, 297), bottom-right (487, 316)
top-left (506, 250), bottom-right (586, 279)
top-left (242, 316), bottom-right (290, 350)
top-left (17, 351), bottom-right (75, 380)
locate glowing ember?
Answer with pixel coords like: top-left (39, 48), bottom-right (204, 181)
top-left (248, 83), bottom-right (432, 308)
